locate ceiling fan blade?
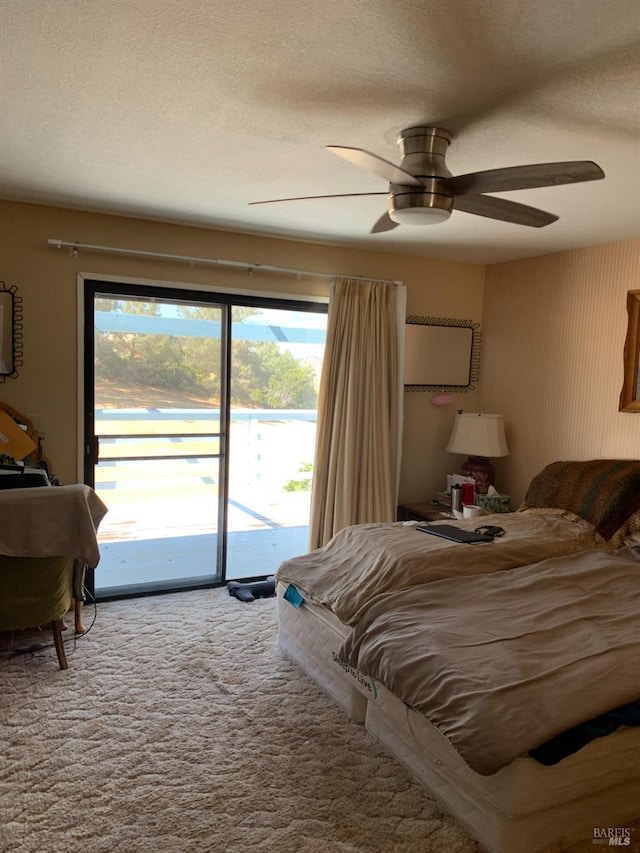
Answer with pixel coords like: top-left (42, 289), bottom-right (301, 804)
top-left (371, 212), bottom-right (399, 234)
top-left (327, 146), bottom-right (423, 187)
top-left (249, 192), bottom-right (388, 206)
top-left (448, 161), bottom-right (605, 196)
top-left (454, 194), bottom-right (558, 228)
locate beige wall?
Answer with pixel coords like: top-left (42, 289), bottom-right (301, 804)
top-left (0, 200), bottom-right (484, 500)
top-left (10, 198), bottom-right (637, 515)
top-left (480, 237), bottom-right (640, 506)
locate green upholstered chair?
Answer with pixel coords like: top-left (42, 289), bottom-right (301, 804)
top-left (0, 555), bottom-right (77, 669)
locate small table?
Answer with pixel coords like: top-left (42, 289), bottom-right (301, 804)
top-left (397, 501), bottom-right (452, 522)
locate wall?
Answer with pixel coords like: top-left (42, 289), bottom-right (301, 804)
top-left (0, 200), bottom-right (484, 500)
top-left (479, 237), bottom-right (640, 506)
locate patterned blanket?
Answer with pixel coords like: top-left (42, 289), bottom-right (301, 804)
top-left (523, 459), bottom-right (640, 540)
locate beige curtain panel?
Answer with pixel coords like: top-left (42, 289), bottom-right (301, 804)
top-left (309, 278), bottom-right (400, 550)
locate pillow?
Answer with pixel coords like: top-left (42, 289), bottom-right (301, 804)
top-left (523, 460), bottom-right (640, 541)
top-left (619, 510), bottom-right (640, 547)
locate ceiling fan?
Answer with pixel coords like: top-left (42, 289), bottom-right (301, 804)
top-left (250, 125), bottom-right (605, 231)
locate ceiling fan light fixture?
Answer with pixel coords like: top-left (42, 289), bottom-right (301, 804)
top-left (388, 191), bottom-right (453, 226)
top-left (389, 206), bottom-right (451, 225)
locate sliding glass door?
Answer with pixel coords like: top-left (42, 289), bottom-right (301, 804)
top-left (83, 280), bottom-right (326, 599)
top-left (226, 305), bottom-right (326, 580)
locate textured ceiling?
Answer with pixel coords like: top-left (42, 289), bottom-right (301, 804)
top-left (1, 0), bottom-right (640, 264)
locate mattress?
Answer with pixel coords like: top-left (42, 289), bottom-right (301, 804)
top-left (276, 581), bottom-right (640, 853)
top-left (277, 581), bottom-right (368, 723)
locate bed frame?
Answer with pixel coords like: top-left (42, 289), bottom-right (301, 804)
top-left (276, 582), bottom-right (640, 853)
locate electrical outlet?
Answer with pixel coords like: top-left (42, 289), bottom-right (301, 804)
top-left (28, 413), bottom-right (46, 436)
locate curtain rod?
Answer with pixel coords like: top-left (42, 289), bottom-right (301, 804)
top-left (47, 240), bottom-right (403, 286)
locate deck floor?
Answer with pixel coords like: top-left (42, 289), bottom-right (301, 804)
top-left (95, 524), bottom-right (308, 596)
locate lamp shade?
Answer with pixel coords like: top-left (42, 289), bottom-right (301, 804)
top-left (446, 413), bottom-right (509, 458)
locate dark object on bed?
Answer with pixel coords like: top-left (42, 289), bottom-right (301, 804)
top-left (523, 459), bottom-right (640, 539)
top-left (415, 524), bottom-right (494, 543)
top-left (227, 577), bottom-right (276, 602)
top-left (530, 699), bottom-right (640, 765)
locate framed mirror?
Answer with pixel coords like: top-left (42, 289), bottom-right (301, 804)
top-left (404, 315), bottom-right (481, 391)
top-left (619, 290), bottom-right (640, 412)
top-left (0, 282), bottom-right (22, 380)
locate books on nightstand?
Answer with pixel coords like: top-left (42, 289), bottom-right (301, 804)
top-left (432, 491), bottom-right (453, 509)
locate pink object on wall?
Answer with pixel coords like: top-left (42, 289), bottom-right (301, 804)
top-left (431, 394), bottom-right (452, 407)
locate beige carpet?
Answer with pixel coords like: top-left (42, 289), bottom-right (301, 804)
top-left (0, 590), bottom-right (633, 853)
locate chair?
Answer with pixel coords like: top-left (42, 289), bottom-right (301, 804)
top-left (0, 555), bottom-right (78, 669)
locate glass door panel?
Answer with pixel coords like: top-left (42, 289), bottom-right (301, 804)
top-left (91, 292), bottom-right (224, 597)
top-left (225, 306), bottom-right (327, 580)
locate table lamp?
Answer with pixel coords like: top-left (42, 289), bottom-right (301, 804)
top-left (446, 412), bottom-right (509, 494)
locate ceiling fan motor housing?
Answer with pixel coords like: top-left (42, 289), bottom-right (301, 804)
top-left (389, 126), bottom-right (454, 225)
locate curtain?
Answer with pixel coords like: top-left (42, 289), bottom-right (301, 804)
top-left (309, 278), bottom-right (405, 550)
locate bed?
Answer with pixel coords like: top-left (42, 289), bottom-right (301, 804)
top-left (275, 460), bottom-right (640, 852)
top-left (277, 460), bottom-right (640, 625)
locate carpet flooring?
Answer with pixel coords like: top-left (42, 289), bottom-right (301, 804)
top-left (0, 590), bottom-right (634, 852)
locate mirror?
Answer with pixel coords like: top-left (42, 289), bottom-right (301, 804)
top-left (619, 290), bottom-right (640, 412)
top-left (404, 315), bottom-right (481, 391)
top-left (0, 282), bottom-right (22, 379)
top-left (404, 324), bottom-right (473, 385)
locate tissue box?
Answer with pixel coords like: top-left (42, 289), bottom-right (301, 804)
top-left (476, 493), bottom-right (511, 513)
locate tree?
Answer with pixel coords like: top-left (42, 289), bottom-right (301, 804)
top-left (95, 299), bottom-right (319, 408)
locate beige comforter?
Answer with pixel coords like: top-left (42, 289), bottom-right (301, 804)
top-left (340, 547), bottom-right (640, 775)
top-left (276, 511), bottom-right (597, 624)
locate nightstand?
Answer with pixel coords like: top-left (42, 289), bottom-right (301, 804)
top-left (396, 501), bottom-right (452, 522)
